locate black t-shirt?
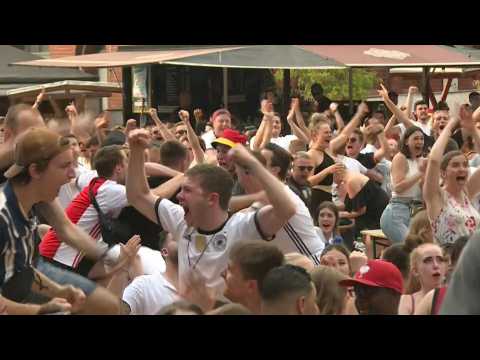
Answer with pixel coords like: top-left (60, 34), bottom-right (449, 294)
top-left (345, 179), bottom-right (389, 231)
top-left (287, 177), bottom-right (313, 218)
top-left (114, 176), bottom-right (180, 250)
top-left (315, 96), bottom-right (332, 113)
top-left (355, 152), bottom-right (376, 169)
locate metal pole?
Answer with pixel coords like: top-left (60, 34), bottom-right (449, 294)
top-left (223, 67), bottom-right (228, 109)
top-left (348, 67), bottom-right (354, 117)
top-left (422, 66), bottom-right (430, 107)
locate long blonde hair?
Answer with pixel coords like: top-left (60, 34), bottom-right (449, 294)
top-left (310, 266), bottom-right (349, 315)
top-left (404, 243), bottom-right (442, 294)
top-left (404, 210), bottom-right (433, 252)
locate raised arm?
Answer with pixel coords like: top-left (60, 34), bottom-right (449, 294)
top-left (379, 84), bottom-right (416, 130)
top-left (94, 112), bottom-right (111, 146)
top-left (330, 102), bottom-right (345, 132)
top-left (126, 129), bottom-right (160, 224)
top-left (293, 98), bottom-right (312, 138)
top-left (36, 200), bottom-right (110, 262)
top-left (329, 102), bottom-right (369, 154)
top-left (307, 162), bottom-right (344, 186)
top-left (229, 145), bottom-right (296, 238)
top-left (152, 173), bottom-right (185, 199)
top-left (144, 162), bottom-right (182, 178)
top-left (148, 108), bottom-right (176, 141)
top-left (464, 105), bottom-right (480, 199)
top-left (403, 86), bottom-right (417, 118)
top-left (179, 110), bottom-right (205, 164)
top-left (32, 88), bottom-right (46, 110)
top-left (423, 113), bottom-right (460, 220)
top-left (286, 107), bottom-right (310, 144)
top-left (372, 125), bottom-right (389, 163)
top-left (384, 114), bottom-right (398, 138)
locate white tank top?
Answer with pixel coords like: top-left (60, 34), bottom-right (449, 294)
top-left (391, 158), bottom-right (422, 200)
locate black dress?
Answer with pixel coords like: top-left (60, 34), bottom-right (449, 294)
top-left (344, 180), bottom-right (389, 234)
top-left (311, 151), bottom-right (335, 217)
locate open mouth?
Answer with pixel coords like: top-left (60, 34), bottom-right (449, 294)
top-left (322, 222), bottom-right (333, 230)
top-left (439, 125), bottom-right (446, 130)
top-left (456, 176), bottom-right (467, 182)
top-left (432, 272), bottom-right (441, 279)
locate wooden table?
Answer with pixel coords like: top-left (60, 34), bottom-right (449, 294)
top-left (360, 229), bottom-right (391, 259)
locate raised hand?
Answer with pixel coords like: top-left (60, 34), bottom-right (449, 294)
top-left (408, 86), bottom-right (418, 94)
top-left (329, 102), bottom-right (338, 113)
top-left (193, 108), bottom-right (204, 122)
top-left (349, 251), bottom-right (368, 274)
top-left (357, 101), bottom-right (370, 116)
top-left (178, 110), bottom-right (190, 123)
top-left (119, 235), bottom-right (142, 263)
top-left (33, 88), bottom-right (46, 109)
top-left (180, 269), bottom-right (216, 313)
top-left (65, 101), bottom-right (78, 116)
top-left (261, 99), bottom-right (275, 117)
top-left (128, 128), bottom-right (151, 150)
top-left (228, 144), bottom-right (259, 171)
top-left (377, 84), bottom-right (389, 100)
top-left (95, 111), bottom-right (111, 130)
top-left (328, 162), bottom-right (346, 175)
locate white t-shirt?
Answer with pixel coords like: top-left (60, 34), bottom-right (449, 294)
top-left (360, 144), bottom-right (377, 154)
top-left (201, 130), bottom-right (217, 150)
top-left (249, 134), bottom-right (298, 152)
top-left (267, 186), bottom-right (324, 265)
top-left (397, 121), bottom-right (431, 137)
top-left (336, 155), bottom-right (368, 174)
top-left (108, 245), bottom-right (166, 274)
top-left (57, 167), bottom-right (97, 209)
top-left (155, 199), bottom-right (264, 296)
top-left (122, 272), bottom-right (178, 315)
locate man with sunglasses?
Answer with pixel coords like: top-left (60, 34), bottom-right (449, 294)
top-left (287, 151), bottom-right (314, 217)
top-left (339, 259), bottom-right (403, 315)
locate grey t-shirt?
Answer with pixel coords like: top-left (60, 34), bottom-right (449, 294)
top-left (440, 231), bottom-right (480, 315)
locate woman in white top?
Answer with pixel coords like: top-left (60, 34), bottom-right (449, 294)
top-left (423, 105), bottom-right (480, 245)
top-left (380, 126), bottom-right (427, 243)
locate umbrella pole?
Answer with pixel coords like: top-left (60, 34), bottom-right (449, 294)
top-left (348, 68), bottom-right (353, 116)
top-left (223, 67), bottom-right (228, 109)
top-left (422, 66), bottom-right (430, 107)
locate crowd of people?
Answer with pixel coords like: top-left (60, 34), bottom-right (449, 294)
top-left (0, 82), bottom-right (480, 315)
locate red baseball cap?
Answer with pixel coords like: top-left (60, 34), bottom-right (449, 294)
top-left (339, 260), bottom-right (403, 294)
top-left (212, 128), bottom-right (247, 149)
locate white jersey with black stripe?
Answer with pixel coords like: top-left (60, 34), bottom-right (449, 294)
top-left (155, 199), bottom-right (265, 297)
top-left (270, 186), bottom-right (324, 265)
top-left (247, 186), bottom-right (324, 265)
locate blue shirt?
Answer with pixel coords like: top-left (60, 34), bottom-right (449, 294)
top-left (0, 181), bottom-right (39, 291)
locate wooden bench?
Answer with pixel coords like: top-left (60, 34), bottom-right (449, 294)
top-left (360, 229), bottom-right (391, 259)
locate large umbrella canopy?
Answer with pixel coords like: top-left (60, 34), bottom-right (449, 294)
top-left (164, 45), bottom-right (480, 69)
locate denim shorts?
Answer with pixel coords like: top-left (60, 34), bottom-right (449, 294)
top-left (36, 257), bottom-right (97, 296)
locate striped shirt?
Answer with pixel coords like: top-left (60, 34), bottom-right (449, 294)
top-left (0, 181), bottom-right (39, 290)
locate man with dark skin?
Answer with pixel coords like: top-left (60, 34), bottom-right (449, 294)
top-left (339, 259), bottom-right (403, 315)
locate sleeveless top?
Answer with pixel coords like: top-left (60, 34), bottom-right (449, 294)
top-left (313, 151), bottom-right (335, 186)
top-left (391, 158), bottom-right (422, 200)
top-left (430, 189), bottom-right (480, 245)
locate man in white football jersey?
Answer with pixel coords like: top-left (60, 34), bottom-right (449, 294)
top-left (126, 129), bottom-right (297, 297)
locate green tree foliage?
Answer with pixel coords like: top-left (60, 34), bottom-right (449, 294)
top-left (274, 69), bottom-right (379, 101)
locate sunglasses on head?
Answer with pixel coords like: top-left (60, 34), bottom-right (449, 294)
top-left (297, 166), bottom-right (314, 172)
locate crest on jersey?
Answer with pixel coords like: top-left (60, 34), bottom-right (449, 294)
top-left (212, 233), bottom-right (227, 251)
